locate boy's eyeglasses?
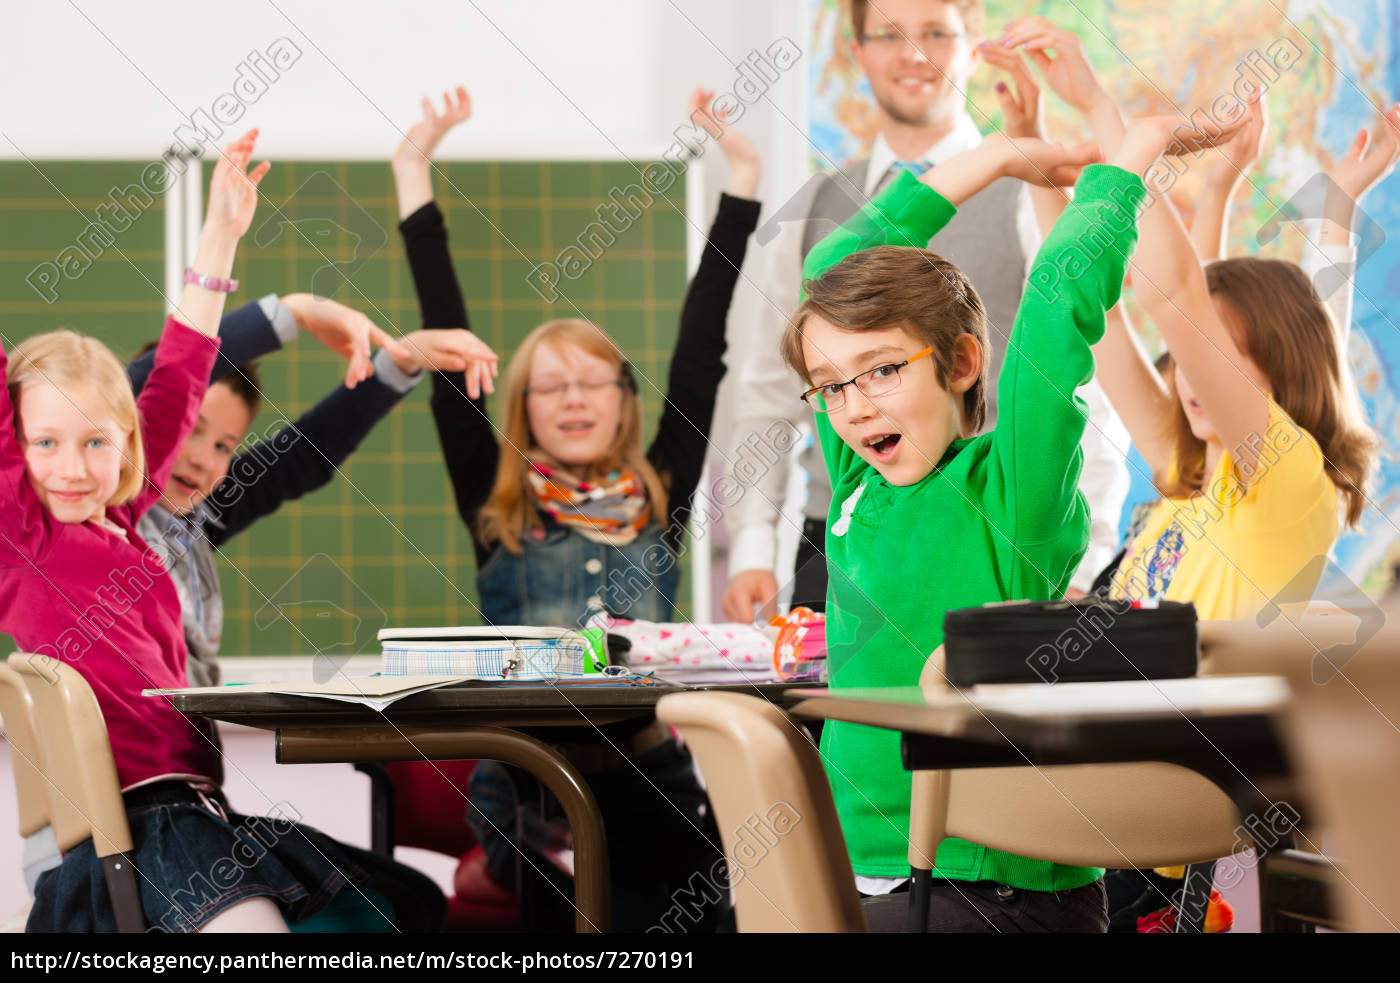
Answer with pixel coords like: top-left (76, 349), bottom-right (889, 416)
top-left (800, 347), bottom-right (934, 413)
top-left (524, 378), bottom-right (626, 399)
top-left (860, 28), bottom-right (967, 52)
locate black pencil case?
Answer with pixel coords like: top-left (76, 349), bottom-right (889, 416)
top-left (942, 598), bottom-right (1199, 686)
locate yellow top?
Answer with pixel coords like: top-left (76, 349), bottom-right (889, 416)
top-left (1111, 400), bottom-right (1339, 621)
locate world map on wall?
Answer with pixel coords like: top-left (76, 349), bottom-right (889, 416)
top-left (808, 0), bottom-right (1400, 596)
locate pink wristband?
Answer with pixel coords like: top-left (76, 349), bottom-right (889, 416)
top-left (184, 268), bottom-right (239, 292)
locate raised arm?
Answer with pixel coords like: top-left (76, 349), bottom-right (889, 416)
top-left (1301, 102), bottom-right (1400, 346)
top-left (203, 348), bottom-right (418, 546)
top-left (1189, 95), bottom-right (1269, 262)
top-left (393, 86), bottom-right (502, 535)
top-left (802, 137), bottom-right (1101, 488)
top-left (648, 88), bottom-right (762, 548)
top-left (128, 299), bottom-right (282, 397)
top-left (132, 132), bottom-right (266, 517)
top-left (1111, 116), bottom-right (1267, 480)
top-left (986, 163), bottom-right (1145, 543)
top-left (978, 38), bottom-right (1069, 238)
top-left (1091, 299), bottom-right (1175, 479)
top-left (0, 339), bottom-right (47, 558)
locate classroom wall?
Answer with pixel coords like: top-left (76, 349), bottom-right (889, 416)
top-left (0, 1), bottom-right (807, 185)
top-left (1, 0), bottom-right (815, 620)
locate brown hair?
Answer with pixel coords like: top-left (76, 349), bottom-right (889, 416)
top-left (1161, 257), bottom-right (1377, 527)
top-left (9, 330), bottom-right (146, 506)
top-left (780, 245), bottom-right (989, 434)
top-left (135, 339), bottom-right (262, 417)
top-left (849, 0), bottom-right (985, 39)
top-left (475, 318), bottom-right (669, 553)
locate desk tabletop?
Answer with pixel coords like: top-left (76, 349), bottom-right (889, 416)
top-left (173, 678), bottom-right (814, 731)
top-left (788, 675), bottom-right (1291, 752)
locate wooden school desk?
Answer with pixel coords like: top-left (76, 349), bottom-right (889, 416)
top-left (172, 679), bottom-right (812, 933)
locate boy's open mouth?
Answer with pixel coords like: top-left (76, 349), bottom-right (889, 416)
top-left (172, 474), bottom-right (199, 494)
top-left (863, 432), bottom-right (902, 463)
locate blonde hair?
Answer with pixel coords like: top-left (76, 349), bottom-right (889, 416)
top-left (7, 330), bottom-right (146, 506)
top-left (475, 319), bottom-right (668, 553)
top-left (1162, 258), bottom-right (1378, 527)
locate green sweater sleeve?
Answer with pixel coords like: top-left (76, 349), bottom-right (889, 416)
top-left (800, 168), bottom-right (958, 488)
top-left (986, 163), bottom-right (1146, 545)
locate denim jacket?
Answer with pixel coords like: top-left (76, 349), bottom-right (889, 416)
top-left (476, 518), bottom-right (678, 628)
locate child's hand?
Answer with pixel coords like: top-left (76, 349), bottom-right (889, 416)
top-left (919, 133), bottom-right (1100, 205)
top-left (978, 43), bottom-right (1045, 140)
top-left (992, 132), bottom-right (1104, 186)
top-left (394, 86), bottom-right (472, 170)
top-left (1203, 92), bottom-right (1269, 193)
top-left (281, 294), bottom-right (410, 390)
top-left (205, 129), bottom-right (271, 237)
top-left (1112, 113), bottom-right (1249, 176)
top-left (390, 328), bottom-right (499, 398)
top-left (691, 87), bottom-right (761, 199)
top-left (998, 17), bottom-right (1109, 115)
top-left (1332, 101), bottom-right (1400, 206)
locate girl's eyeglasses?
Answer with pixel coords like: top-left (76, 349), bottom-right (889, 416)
top-left (524, 378), bottom-right (626, 399)
top-left (799, 347), bottom-right (934, 413)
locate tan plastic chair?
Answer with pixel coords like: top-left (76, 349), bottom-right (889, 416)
top-left (910, 644), bottom-right (1243, 876)
top-left (656, 691), bottom-right (867, 932)
top-left (9, 652), bottom-right (146, 932)
top-left (1194, 614), bottom-right (1400, 932)
top-left (0, 661), bottom-right (49, 846)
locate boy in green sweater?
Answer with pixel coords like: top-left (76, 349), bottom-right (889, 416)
top-left (780, 123), bottom-right (1202, 929)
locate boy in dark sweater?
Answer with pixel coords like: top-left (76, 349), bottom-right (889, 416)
top-left (130, 292), bottom-right (495, 685)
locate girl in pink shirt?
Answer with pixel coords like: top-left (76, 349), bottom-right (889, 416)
top-left (7, 132), bottom-right (441, 933)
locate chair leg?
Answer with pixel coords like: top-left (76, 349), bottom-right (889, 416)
top-left (1173, 861), bottom-right (1216, 933)
top-left (103, 853), bottom-right (146, 933)
top-left (354, 762), bottom-right (396, 857)
top-left (1259, 849), bottom-right (1337, 932)
top-left (908, 867), bottom-right (932, 933)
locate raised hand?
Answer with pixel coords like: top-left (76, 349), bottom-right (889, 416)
top-left (393, 86), bottom-right (471, 219)
top-left (205, 129), bottom-right (271, 237)
top-left (390, 328), bottom-right (500, 399)
top-left (999, 17), bottom-right (1109, 115)
top-left (996, 133), bottom-right (1103, 186)
top-left (978, 42), bottom-right (1045, 140)
top-left (1111, 113), bottom-right (1249, 178)
top-left (395, 86), bottom-right (473, 170)
top-left (691, 86), bottom-right (761, 200)
top-left (1204, 92), bottom-right (1269, 192)
top-left (1332, 101), bottom-right (1400, 205)
top-left (280, 294), bottom-right (410, 389)
top-left (178, 131), bottom-right (271, 337)
top-left (918, 132), bottom-right (1101, 206)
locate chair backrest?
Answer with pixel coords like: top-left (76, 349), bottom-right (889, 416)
top-left (1200, 613), bottom-right (1400, 932)
top-left (0, 661), bottom-right (49, 838)
top-left (9, 653), bottom-right (133, 857)
top-left (656, 692), bottom-right (866, 932)
top-left (911, 643), bottom-right (1243, 870)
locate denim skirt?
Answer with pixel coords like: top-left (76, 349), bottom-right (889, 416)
top-left (27, 780), bottom-right (443, 933)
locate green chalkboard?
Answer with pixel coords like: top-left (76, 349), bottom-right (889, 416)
top-left (0, 158), bottom-right (690, 658)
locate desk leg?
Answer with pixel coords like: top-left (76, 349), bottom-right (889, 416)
top-left (278, 725), bottom-right (610, 933)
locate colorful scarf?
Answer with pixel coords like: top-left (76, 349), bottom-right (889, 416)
top-left (527, 462), bottom-right (651, 546)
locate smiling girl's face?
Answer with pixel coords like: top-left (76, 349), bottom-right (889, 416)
top-left (19, 381), bottom-right (131, 524)
top-left (524, 341), bottom-right (625, 474)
